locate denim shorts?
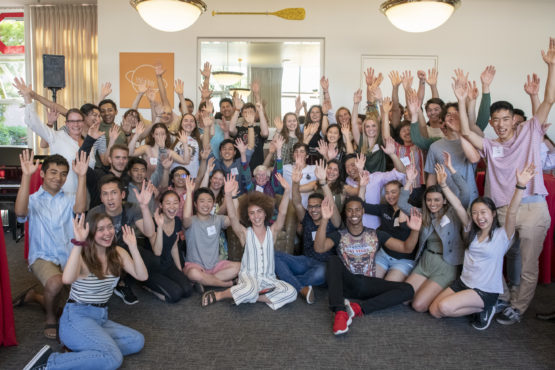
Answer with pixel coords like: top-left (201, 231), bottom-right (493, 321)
top-left (375, 248), bottom-right (415, 276)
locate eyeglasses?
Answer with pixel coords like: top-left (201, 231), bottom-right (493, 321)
top-left (307, 204), bottom-right (321, 210)
top-left (66, 120), bottom-right (83, 123)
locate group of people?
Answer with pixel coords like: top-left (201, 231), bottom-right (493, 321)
top-left (16, 37), bottom-right (555, 369)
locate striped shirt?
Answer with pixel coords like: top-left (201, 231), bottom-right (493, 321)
top-left (394, 142), bottom-right (424, 186)
top-left (68, 273), bottom-right (120, 304)
top-left (241, 227), bottom-right (275, 278)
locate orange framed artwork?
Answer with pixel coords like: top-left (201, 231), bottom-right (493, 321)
top-left (119, 52), bottom-right (175, 109)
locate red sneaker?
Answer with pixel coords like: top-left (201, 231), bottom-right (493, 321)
top-left (345, 299), bottom-right (364, 318)
top-left (333, 310), bottom-right (352, 335)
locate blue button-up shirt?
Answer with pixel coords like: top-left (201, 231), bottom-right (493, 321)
top-left (18, 187), bottom-right (76, 267)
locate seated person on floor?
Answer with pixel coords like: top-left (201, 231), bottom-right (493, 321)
top-left (274, 162), bottom-right (341, 304)
top-left (14, 150), bottom-right (88, 340)
top-left (182, 178), bottom-right (240, 291)
top-left (315, 196), bottom-right (420, 335)
top-left (201, 174), bottom-right (297, 310)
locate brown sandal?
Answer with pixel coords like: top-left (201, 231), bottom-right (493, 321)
top-left (201, 290), bottom-right (217, 307)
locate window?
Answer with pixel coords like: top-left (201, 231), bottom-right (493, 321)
top-left (0, 11), bottom-right (25, 147)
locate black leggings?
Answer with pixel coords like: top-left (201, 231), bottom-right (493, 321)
top-left (326, 255), bottom-right (414, 314)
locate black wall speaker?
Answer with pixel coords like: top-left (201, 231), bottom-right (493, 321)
top-left (43, 54), bottom-right (65, 89)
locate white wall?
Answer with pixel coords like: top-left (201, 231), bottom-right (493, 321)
top-left (98, 0), bottom-right (555, 137)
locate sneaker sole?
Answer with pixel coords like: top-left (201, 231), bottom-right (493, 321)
top-left (333, 317), bottom-right (352, 335)
top-left (496, 317), bottom-right (519, 325)
top-left (113, 289), bottom-right (139, 305)
top-left (23, 345), bottom-right (50, 370)
top-left (306, 286), bottom-right (315, 305)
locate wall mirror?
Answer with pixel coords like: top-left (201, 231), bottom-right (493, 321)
top-left (198, 38), bottom-right (324, 124)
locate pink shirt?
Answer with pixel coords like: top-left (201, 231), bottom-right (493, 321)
top-left (480, 117), bottom-right (547, 207)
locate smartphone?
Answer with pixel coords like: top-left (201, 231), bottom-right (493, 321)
top-left (258, 286), bottom-right (276, 295)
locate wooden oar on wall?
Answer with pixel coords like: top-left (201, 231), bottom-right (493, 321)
top-left (211, 8), bottom-right (306, 21)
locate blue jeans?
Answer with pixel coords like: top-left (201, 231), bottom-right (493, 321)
top-left (274, 251), bottom-right (326, 292)
top-left (47, 303), bottom-right (144, 370)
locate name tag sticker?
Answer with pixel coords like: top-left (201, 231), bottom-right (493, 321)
top-left (492, 146), bottom-right (504, 158)
top-left (393, 217), bottom-right (400, 227)
top-left (372, 144), bottom-right (380, 153)
top-left (207, 225), bottom-right (217, 236)
top-left (149, 157), bottom-right (158, 165)
top-left (440, 215), bottom-right (451, 227)
top-left (256, 185), bottom-right (264, 193)
top-left (230, 167), bottom-right (239, 176)
top-left (311, 231), bottom-right (317, 241)
top-left (400, 156), bottom-right (411, 166)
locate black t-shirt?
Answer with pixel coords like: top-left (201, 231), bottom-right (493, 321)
top-left (157, 217), bottom-right (182, 268)
top-left (328, 227), bottom-right (391, 277)
top-left (301, 213), bottom-right (336, 262)
top-left (363, 202), bottom-right (414, 260)
top-left (235, 125), bottom-right (265, 171)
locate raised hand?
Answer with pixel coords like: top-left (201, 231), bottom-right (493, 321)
top-left (273, 116), bottom-right (283, 132)
top-left (154, 63), bottom-right (165, 76)
top-left (368, 84), bottom-right (383, 103)
top-left (304, 122), bottom-right (318, 138)
top-left (134, 180), bottom-right (154, 207)
top-left (434, 163), bottom-right (448, 186)
top-left (407, 208), bottom-right (422, 231)
top-left (353, 89), bottom-right (363, 104)
top-left (178, 131), bottom-right (189, 145)
top-left (401, 70), bottom-right (413, 91)
top-left (381, 136), bottom-right (397, 155)
top-left (389, 70), bottom-right (402, 87)
top-left (426, 68), bottom-right (438, 86)
top-left (72, 150), bottom-right (90, 177)
top-left (46, 108), bottom-right (59, 127)
top-left (524, 73), bottom-right (540, 96)
top-left (382, 96), bottom-right (393, 114)
top-left (161, 155), bottom-right (173, 170)
top-left (273, 133), bottom-right (285, 152)
top-left (314, 159), bottom-right (327, 182)
top-left (453, 68), bottom-right (469, 85)
top-left (355, 153), bottom-right (366, 172)
top-left (199, 85), bottom-right (212, 101)
top-left (223, 173), bottom-right (238, 195)
top-left (207, 157), bottom-right (215, 173)
top-left (234, 137), bottom-right (247, 154)
top-left (541, 37), bottom-right (555, 65)
top-left (121, 225), bottom-right (137, 248)
top-left (88, 121), bottom-right (103, 139)
top-left (137, 78), bottom-right (148, 94)
top-left (405, 164), bottom-right (418, 184)
top-left (417, 70), bottom-right (426, 82)
top-left (340, 122), bottom-right (351, 138)
top-left (174, 79), bottom-right (184, 95)
top-left (516, 163), bottom-right (537, 187)
top-left (359, 170), bottom-right (370, 188)
top-left (153, 208), bottom-right (165, 227)
top-left (321, 196), bottom-right (334, 219)
top-left (316, 140), bottom-right (328, 157)
top-left (201, 109), bottom-right (214, 128)
top-left (134, 122), bottom-right (145, 138)
top-left (468, 81), bottom-right (479, 100)
top-left (109, 124), bottom-right (120, 143)
top-left (292, 163), bottom-right (303, 184)
top-left (452, 76), bottom-right (468, 101)
top-left (145, 87), bottom-right (157, 102)
top-left (320, 76), bottom-right (329, 91)
top-left (100, 82), bottom-right (112, 98)
top-left (19, 149), bottom-right (39, 176)
top-left (200, 146), bottom-right (211, 161)
top-left (480, 65), bottom-right (496, 88)
top-left (275, 172), bottom-right (290, 192)
top-left (364, 68), bottom-right (376, 86)
top-left (251, 80), bottom-right (260, 96)
top-left (72, 213), bottom-right (89, 242)
top-left (200, 61), bottom-right (212, 78)
top-left (12, 77), bottom-right (32, 101)
top-left (184, 175), bottom-right (195, 193)
top-left (232, 92), bottom-right (244, 111)
top-left (406, 91), bottom-right (420, 118)
top-left (295, 96), bottom-right (302, 112)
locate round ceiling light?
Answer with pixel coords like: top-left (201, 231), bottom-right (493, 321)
top-left (130, 0), bottom-right (207, 32)
top-left (380, 0), bottom-right (461, 33)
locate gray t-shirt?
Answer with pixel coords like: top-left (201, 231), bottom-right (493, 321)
top-left (86, 203), bottom-right (143, 246)
top-left (424, 138), bottom-right (478, 203)
top-left (185, 214), bottom-right (227, 270)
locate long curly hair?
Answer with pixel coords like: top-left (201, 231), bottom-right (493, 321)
top-left (82, 213), bottom-right (122, 279)
top-left (238, 192), bottom-right (275, 227)
top-left (146, 123), bottom-right (172, 148)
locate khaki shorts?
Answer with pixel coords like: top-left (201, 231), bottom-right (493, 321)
top-left (412, 250), bottom-right (458, 288)
top-left (30, 259), bottom-right (63, 286)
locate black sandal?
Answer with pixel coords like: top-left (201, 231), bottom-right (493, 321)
top-left (12, 284), bottom-right (38, 308)
top-left (201, 290), bottom-right (217, 307)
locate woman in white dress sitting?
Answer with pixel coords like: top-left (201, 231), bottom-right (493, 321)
top-left (201, 173), bottom-right (297, 310)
